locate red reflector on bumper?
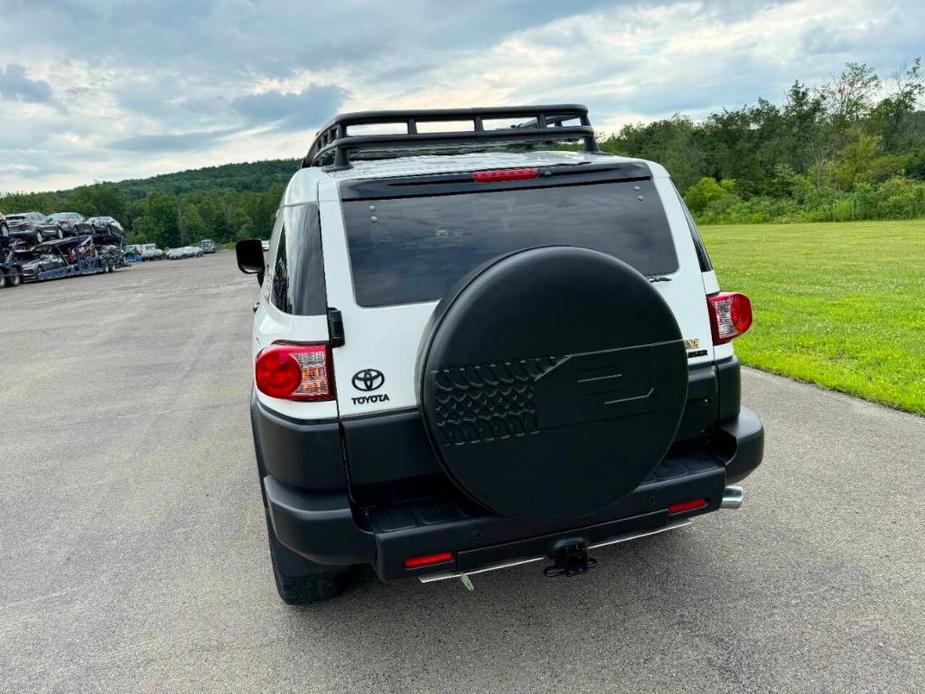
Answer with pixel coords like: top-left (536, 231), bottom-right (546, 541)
top-left (668, 498), bottom-right (707, 514)
top-left (404, 552), bottom-right (453, 569)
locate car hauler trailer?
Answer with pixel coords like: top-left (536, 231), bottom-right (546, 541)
top-left (0, 234), bottom-right (23, 288)
top-left (17, 235), bottom-right (121, 283)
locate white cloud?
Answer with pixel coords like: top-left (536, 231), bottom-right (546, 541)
top-left (0, 0), bottom-right (922, 193)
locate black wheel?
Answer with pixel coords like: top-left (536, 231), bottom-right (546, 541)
top-left (8, 268), bottom-right (20, 287)
top-left (265, 513), bottom-right (353, 605)
top-left (0, 272), bottom-right (5, 289)
top-left (418, 246), bottom-right (688, 522)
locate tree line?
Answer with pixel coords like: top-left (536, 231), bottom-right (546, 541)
top-left (0, 160), bottom-right (296, 248)
top-left (598, 60), bottom-right (925, 223)
top-left (2, 60), bottom-right (924, 238)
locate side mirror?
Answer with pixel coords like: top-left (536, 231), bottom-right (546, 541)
top-left (236, 239), bottom-right (266, 285)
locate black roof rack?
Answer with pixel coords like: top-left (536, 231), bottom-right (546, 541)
top-left (302, 104), bottom-right (600, 169)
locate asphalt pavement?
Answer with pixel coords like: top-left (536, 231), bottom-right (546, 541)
top-left (1, 253), bottom-right (922, 693)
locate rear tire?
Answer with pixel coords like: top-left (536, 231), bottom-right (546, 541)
top-left (265, 513), bottom-right (353, 605)
top-left (0, 272), bottom-right (5, 289)
top-left (8, 269), bottom-right (20, 287)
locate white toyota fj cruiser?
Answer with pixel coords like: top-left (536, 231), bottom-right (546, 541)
top-left (236, 105), bottom-right (763, 604)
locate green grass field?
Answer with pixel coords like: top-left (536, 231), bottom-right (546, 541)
top-left (700, 220), bottom-right (925, 416)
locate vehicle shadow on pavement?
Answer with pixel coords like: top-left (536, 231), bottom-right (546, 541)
top-left (278, 528), bottom-right (756, 691)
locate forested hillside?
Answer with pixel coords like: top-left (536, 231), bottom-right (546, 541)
top-left (2, 60), bottom-right (923, 247)
top-left (0, 159), bottom-right (298, 247)
top-left (597, 60), bottom-right (925, 223)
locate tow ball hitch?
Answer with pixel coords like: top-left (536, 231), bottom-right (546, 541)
top-left (543, 543), bottom-right (597, 578)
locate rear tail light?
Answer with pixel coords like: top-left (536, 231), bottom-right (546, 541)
top-left (254, 342), bottom-right (334, 401)
top-left (707, 292), bottom-right (752, 344)
top-left (404, 552), bottom-right (453, 569)
top-left (473, 167), bottom-right (539, 183)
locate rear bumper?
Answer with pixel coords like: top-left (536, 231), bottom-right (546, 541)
top-left (263, 406), bottom-right (763, 581)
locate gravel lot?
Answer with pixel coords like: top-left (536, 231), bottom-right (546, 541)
top-left (1, 253), bottom-right (922, 693)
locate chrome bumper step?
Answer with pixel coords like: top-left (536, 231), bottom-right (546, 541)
top-left (419, 485), bottom-right (746, 590)
top-left (418, 520), bottom-right (692, 586)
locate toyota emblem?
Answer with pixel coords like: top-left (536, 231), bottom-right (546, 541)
top-left (352, 369), bottom-right (385, 392)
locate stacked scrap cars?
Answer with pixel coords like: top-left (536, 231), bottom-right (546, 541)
top-left (0, 213), bottom-right (128, 288)
top-left (5, 211), bottom-right (65, 244)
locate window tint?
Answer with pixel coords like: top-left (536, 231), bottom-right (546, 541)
top-left (266, 204), bottom-right (327, 315)
top-left (343, 179), bottom-right (677, 307)
top-left (674, 185), bottom-right (712, 272)
top-left (270, 222), bottom-right (291, 312)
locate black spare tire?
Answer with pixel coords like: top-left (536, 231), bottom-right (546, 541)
top-left (418, 246), bottom-right (688, 522)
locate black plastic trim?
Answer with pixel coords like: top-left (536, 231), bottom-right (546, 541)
top-left (251, 393), bottom-right (347, 493)
top-left (339, 162), bottom-right (652, 200)
top-left (717, 406), bottom-right (764, 483)
top-left (341, 408), bottom-right (438, 487)
top-left (263, 406), bottom-right (762, 578)
top-left (716, 356), bottom-right (742, 422)
top-left (264, 477), bottom-right (375, 566)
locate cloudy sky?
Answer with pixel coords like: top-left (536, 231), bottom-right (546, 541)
top-left (1, 0), bottom-right (922, 193)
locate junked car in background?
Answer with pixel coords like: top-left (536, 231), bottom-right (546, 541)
top-left (140, 243), bottom-right (165, 261)
top-left (47, 212), bottom-right (86, 237)
top-left (6, 212), bottom-right (63, 244)
top-left (15, 246), bottom-right (68, 281)
top-left (93, 232), bottom-right (127, 268)
top-left (166, 245), bottom-right (203, 259)
top-left (81, 216), bottom-right (125, 237)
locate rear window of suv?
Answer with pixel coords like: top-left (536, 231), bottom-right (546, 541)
top-left (342, 177), bottom-right (677, 307)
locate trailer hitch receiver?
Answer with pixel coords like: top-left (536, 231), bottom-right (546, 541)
top-left (543, 542), bottom-right (596, 577)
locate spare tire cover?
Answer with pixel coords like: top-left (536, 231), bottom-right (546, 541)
top-left (418, 246), bottom-right (688, 522)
